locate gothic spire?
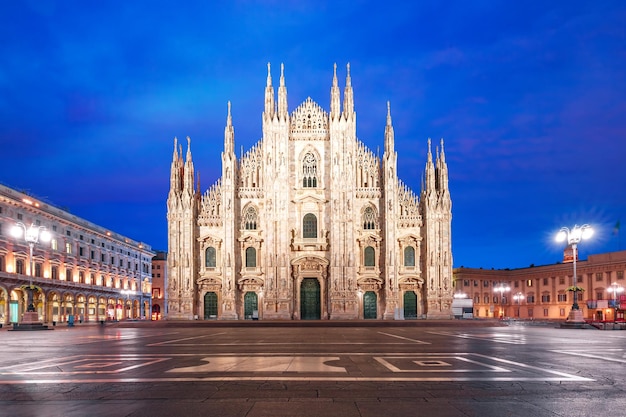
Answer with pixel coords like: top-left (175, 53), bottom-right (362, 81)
top-left (436, 138), bottom-right (449, 192)
top-left (384, 101), bottom-right (395, 155)
top-left (183, 136), bottom-right (195, 196)
top-left (169, 137), bottom-right (182, 194)
top-left (424, 138), bottom-right (436, 192)
top-left (264, 62), bottom-right (275, 120)
top-left (224, 101), bottom-right (235, 155)
top-left (277, 63), bottom-right (288, 121)
top-left (342, 63), bottom-right (354, 119)
top-left (330, 63), bottom-right (340, 120)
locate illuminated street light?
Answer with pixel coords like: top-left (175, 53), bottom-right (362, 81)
top-left (11, 222), bottom-right (51, 313)
top-left (607, 282), bottom-right (624, 323)
top-left (513, 292), bottom-right (524, 318)
top-left (556, 224), bottom-right (593, 323)
top-left (493, 283), bottom-right (510, 319)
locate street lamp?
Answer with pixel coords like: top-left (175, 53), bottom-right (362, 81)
top-left (556, 224), bottom-right (593, 322)
top-left (493, 283), bottom-right (510, 319)
top-left (11, 222), bottom-right (51, 314)
top-left (513, 292), bottom-right (524, 318)
top-left (607, 282), bottom-right (624, 323)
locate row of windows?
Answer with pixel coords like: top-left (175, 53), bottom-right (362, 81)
top-left (474, 291), bottom-right (618, 305)
top-left (204, 246), bottom-right (417, 268)
top-left (463, 270), bottom-right (625, 290)
top-left (1, 216), bottom-right (144, 259)
top-left (241, 210), bottom-right (380, 232)
top-left (0, 255), bottom-right (139, 290)
top-left (48, 239), bottom-right (146, 271)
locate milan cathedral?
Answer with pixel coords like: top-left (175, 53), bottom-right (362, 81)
top-left (167, 63), bottom-right (452, 320)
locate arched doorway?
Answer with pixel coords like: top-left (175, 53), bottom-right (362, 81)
top-left (300, 278), bottom-right (320, 320)
top-left (152, 304), bottom-right (161, 320)
top-left (204, 292), bottom-right (218, 319)
top-left (244, 292), bottom-right (258, 320)
top-left (404, 291), bottom-right (418, 319)
top-left (363, 291), bottom-right (377, 319)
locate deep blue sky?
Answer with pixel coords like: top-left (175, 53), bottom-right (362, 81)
top-left (2, 1), bottom-right (625, 269)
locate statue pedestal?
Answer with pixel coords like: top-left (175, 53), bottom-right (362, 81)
top-left (22, 312), bottom-right (40, 324)
top-left (11, 312), bottom-right (52, 331)
top-left (560, 308), bottom-right (587, 328)
top-left (566, 309), bottom-right (585, 323)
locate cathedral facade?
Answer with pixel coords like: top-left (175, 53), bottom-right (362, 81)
top-left (166, 64), bottom-right (453, 320)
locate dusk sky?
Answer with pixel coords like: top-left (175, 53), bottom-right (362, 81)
top-left (2, 1), bottom-right (625, 270)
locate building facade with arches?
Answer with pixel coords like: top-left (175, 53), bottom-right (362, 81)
top-left (167, 64), bottom-right (453, 320)
top-left (0, 184), bottom-right (155, 326)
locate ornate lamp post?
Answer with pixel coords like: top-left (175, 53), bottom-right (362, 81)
top-left (11, 222), bottom-right (51, 315)
top-left (513, 292), bottom-right (524, 318)
top-left (493, 283), bottom-right (510, 319)
top-left (607, 282), bottom-right (624, 323)
top-left (556, 224), bottom-right (593, 323)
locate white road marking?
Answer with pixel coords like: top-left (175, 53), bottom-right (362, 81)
top-left (551, 349), bottom-right (626, 364)
top-left (0, 352), bottom-right (592, 382)
top-left (147, 332), bottom-right (227, 346)
top-left (427, 331), bottom-right (527, 344)
top-left (168, 356), bottom-right (345, 373)
top-left (377, 332), bottom-right (431, 344)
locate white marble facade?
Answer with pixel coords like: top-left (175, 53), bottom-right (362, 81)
top-left (167, 63), bottom-right (453, 320)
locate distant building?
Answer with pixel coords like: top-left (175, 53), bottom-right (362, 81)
top-left (0, 183), bottom-right (155, 325)
top-left (151, 251), bottom-right (167, 320)
top-left (454, 250), bottom-right (626, 321)
top-left (166, 63), bottom-right (453, 320)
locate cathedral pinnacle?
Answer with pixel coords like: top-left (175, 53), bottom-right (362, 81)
top-left (186, 136), bottom-right (192, 161)
top-left (425, 138), bottom-right (436, 193)
top-left (172, 136), bottom-right (179, 161)
top-left (384, 101), bottom-right (395, 155)
top-left (169, 136), bottom-right (183, 195)
top-left (182, 136), bottom-right (195, 196)
top-left (342, 63), bottom-right (354, 118)
top-left (224, 101), bottom-right (235, 155)
top-left (330, 63), bottom-right (341, 120)
top-left (278, 63), bottom-right (288, 120)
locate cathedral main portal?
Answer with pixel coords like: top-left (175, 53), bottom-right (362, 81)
top-left (300, 278), bottom-right (321, 320)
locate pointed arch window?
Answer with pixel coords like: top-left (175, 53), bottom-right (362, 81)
top-left (404, 246), bottom-right (415, 267)
top-left (363, 206), bottom-right (377, 230)
top-left (205, 247), bottom-right (216, 268)
top-left (245, 247), bottom-right (257, 268)
top-left (243, 206), bottom-right (258, 230)
top-left (303, 213), bottom-right (317, 238)
top-left (302, 152), bottom-right (318, 188)
top-left (364, 246), bottom-right (375, 267)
